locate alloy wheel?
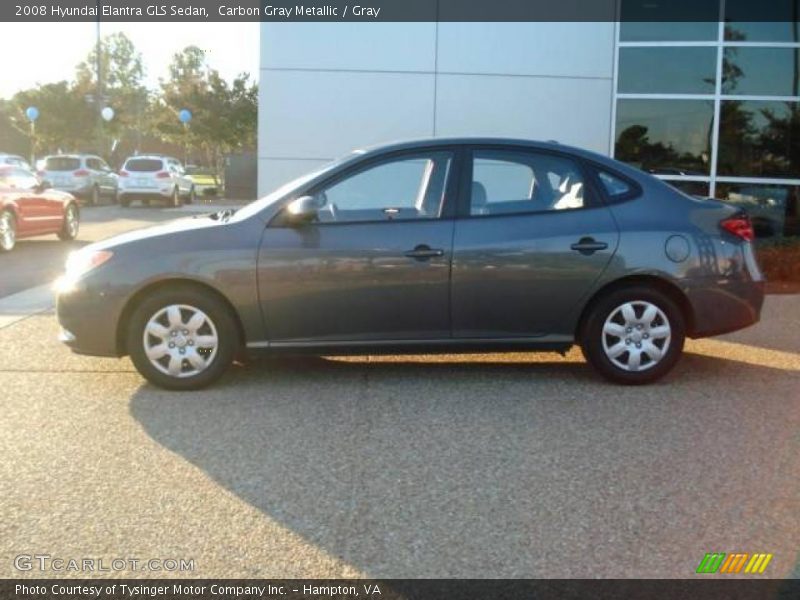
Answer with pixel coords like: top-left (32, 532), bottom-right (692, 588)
top-left (142, 304), bottom-right (219, 378)
top-left (65, 205), bottom-right (79, 238)
top-left (0, 211), bottom-right (15, 251)
top-left (601, 301), bottom-right (672, 372)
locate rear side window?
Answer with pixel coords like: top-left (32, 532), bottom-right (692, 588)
top-left (597, 170), bottom-right (636, 200)
top-left (470, 149), bottom-right (588, 216)
top-left (86, 158), bottom-right (103, 170)
top-left (125, 159), bottom-right (163, 172)
top-left (46, 157), bottom-right (81, 171)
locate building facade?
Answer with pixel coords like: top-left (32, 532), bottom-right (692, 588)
top-left (259, 11), bottom-right (799, 238)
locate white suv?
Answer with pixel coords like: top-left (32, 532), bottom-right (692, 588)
top-left (118, 155), bottom-right (195, 207)
top-left (40, 154), bottom-right (119, 205)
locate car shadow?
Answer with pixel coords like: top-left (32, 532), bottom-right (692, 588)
top-left (129, 353), bottom-right (799, 577)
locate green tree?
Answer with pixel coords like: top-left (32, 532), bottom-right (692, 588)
top-left (153, 46), bottom-right (258, 183)
top-left (75, 32), bottom-right (150, 156)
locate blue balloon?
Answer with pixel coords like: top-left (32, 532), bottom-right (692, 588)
top-left (178, 109), bottom-right (192, 123)
top-left (25, 106), bottom-right (39, 121)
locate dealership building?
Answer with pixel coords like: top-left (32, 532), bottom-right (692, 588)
top-left (259, 8), bottom-right (799, 237)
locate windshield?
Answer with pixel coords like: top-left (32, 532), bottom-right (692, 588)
top-left (230, 157), bottom-right (349, 222)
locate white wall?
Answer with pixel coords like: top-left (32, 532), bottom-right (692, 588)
top-left (259, 22), bottom-right (616, 195)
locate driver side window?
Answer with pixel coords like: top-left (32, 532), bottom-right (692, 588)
top-left (312, 152), bottom-right (452, 223)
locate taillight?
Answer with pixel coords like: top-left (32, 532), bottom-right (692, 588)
top-left (720, 213), bottom-right (755, 242)
top-left (73, 169), bottom-right (90, 177)
top-left (119, 170), bottom-right (129, 177)
top-left (155, 171), bottom-right (170, 178)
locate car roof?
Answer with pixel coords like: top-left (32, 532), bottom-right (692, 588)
top-left (125, 155), bottom-right (167, 161)
top-left (353, 137), bottom-right (646, 180)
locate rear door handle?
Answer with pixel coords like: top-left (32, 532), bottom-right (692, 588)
top-left (570, 237), bottom-right (608, 255)
top-left (405, 244), bottom-right (445, 261)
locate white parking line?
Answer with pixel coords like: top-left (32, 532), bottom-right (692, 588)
top-left (0, 284), bottom-right (55, 329)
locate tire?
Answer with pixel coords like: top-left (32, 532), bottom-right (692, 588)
top-left (88, 185), bottom-right (99, 206)
top-left (187, 186), bottom-right (196, 204)
top-left (170, 187), bottom-right (182, 207)
top-left (0, 209), bottom-right (16, 252)
top-left (57, 203), bottom-right (80, 241)
top-left (119, 195), bottom-right (131, 208)
top-left (580, 286), bottom-right (685, 385)
top-left (127, 285), bottom-right (239, 390)
top-left (111, 189), bottom-right (119, 204)
top-left (142, 198), bottom-right (151, 207)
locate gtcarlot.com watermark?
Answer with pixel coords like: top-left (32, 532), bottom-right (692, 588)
top-left (14, 554), bottom-right (195, 573)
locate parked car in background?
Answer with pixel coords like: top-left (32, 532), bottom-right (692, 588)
top-left (0, 165), bottom-right (79, 251)
top-left (39, 154), bottom-right (119, 205)
top-left (185, 164), bottom-right (220, 198)
top-left (0, 153), bottom-right (33, 171)
top-left (56, 138), bottom-right (765, 390)
top-left (118, 155), bottom-right (195, 207)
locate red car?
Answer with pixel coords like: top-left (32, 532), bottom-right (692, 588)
top-left (0, 166), bottom-right (80, 251)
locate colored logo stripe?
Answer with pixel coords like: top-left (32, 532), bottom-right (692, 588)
top-left (697, 553), bottom-right (726, 573)
top-left (720, 553), bottom-right (749, 573)
top-left (745, 554), bottom-right (773, 574)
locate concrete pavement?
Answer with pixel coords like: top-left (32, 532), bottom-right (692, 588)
top-left (0, 204), bottom-right (797, 579)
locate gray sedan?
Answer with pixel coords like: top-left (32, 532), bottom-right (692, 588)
top-left (55, 139), bottom-right (765, 390)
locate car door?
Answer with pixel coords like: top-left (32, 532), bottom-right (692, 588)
top-left (257, 149), bottom-right (458, 343)
top-left (451, 147), bottom-right (620, 338)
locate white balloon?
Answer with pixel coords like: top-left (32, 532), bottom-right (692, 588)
top-left (101, 107), bottom-right (115, 121)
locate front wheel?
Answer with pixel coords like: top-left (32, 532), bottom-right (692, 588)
top-left (581, 286), bottom-right (685, 385)
top-left (127, 286), bottom-right (238, 390)
top-left (57, 203), bottom-right (79, 240)
top-left (0, 209), bottom-right (16, 251)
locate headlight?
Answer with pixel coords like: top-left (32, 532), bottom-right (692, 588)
top-left (54, 249), bottom-right (113, 293)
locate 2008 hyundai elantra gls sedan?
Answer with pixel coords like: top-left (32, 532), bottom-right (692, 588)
top-left (55, 139), bottom-right (764, 390)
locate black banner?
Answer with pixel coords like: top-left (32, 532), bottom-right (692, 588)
top-left (2, 0), bottom-right (800, 22)
top-left (3, 579), bottom-right (800, 600)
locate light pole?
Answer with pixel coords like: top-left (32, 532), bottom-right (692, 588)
top-left (179, 109), bottom-right (192, 165)
top-left (25, 106), bottom-right (39, 166)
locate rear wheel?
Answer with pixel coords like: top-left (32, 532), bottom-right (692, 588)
top-left (170, 187), bottom-right (181, 207)
top-left (88, 185), bottom-right (99, 206)
top-left (581, 286), bottom-right (685, 385)
top-left (187, 186), bottom-right (196, 204)
top-left (57, 203), bottom-right (79, 241)
top-left (127, 286), bottom-right (238, 390)
top-left (0, 209), bottom-right (16, 252)
top-left (119, 195), bottom-right (130, 207)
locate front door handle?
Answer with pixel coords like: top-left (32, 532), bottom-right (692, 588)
top-left (405, 244), bottom-right (445, 261)
top-left (571, 237), bottom-right (608, 255)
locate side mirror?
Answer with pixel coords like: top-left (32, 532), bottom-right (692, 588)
top-left (285, 195), bottom-right (319, 224)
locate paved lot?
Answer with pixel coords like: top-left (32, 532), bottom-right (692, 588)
top-left (0, 205), bottom-right (798, 579)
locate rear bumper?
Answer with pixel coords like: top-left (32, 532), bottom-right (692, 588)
top-left (686, 278), bottom-right (765, 338)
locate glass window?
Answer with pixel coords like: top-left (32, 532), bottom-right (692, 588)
top-left (597, 170), bottom-right (635, 198)
top-left (0, 168), bottom-right (38, 189)
top-left (469, 151), bottom-right (587, 216)
top-left (125, 159), bottom-right (164, 172)
top-left (615, 99), bottom-right (714, 175)
top-left (722, 47), bottom-right (800, 97)
top-left (620, 0), bottom-right (719, 41)
top-left (45, 157), bottom-right (80, 171)
top-left (717, 100), bottom-right (799, 178)
top-left (312, 152), bottom-right (452, 223)
top-left (725, 0), bottom-right (800, 42)
top-left (716, 183), bottom-right (799, 238)
top-left (664, 180), bottom-right (711, 197)
top-left (86, 158), bottom-right (102, 170)
top-left (618, 47), bottom-right (717, 94)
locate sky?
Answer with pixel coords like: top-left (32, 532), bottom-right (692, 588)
top-left (0, 22), bottom-right (260, 99)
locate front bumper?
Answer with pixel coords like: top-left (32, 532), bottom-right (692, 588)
top-left (56, 283), bottom-right (125, 357)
